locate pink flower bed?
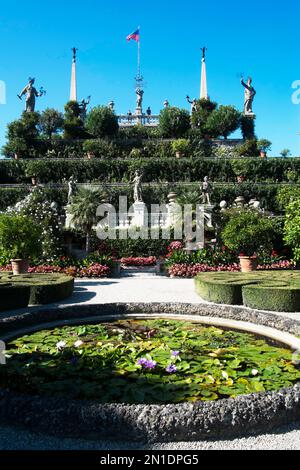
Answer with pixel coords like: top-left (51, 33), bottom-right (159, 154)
top-left (121, 257), bottom-right (157, 267)
top-left (169, 260), bottom-right (295, 278)
top-left (25, 264), bottom-right (111, 278)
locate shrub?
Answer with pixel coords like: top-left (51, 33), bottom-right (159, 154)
top-left (257, 139), bottom-right (272, 153)
top-left (0, 284), bottom-right (31, 312)
top-left (240, 116), bottom-right (256, 140)
top-left (158, 107), bottom-right (191, 138)
top-left (0, 214), bottom-right (42, 261)
top-left (171, 139), bottom-right (190, 156)
top-left (284, 198), bottom-right (300, 264)
top-left (63, 101), bottom-right (87, 140)
top-left (85, 106), bottom-right (119, 138)
top-left (221, 210), bottom-right (275, 257)
top-left (83, 139), bottom-right (118, 158)
top-left (195, 271), bottom-right (300, 312)
top-left (0, 273), bottom-right (74, 305)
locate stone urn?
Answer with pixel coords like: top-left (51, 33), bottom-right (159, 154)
top-left (239, 256), bottom-right (258, 273)
top-left (11, 259), bottom-right (29, 275)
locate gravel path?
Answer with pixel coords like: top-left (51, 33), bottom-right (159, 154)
top-left (0, 424), bottom-right (299, 450)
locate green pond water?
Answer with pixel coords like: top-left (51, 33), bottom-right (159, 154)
top-left (1, 319), bottom-right (300, 403)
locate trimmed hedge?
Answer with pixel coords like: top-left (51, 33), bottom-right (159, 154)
top-left (195, 271), bottom-right (300, 312)
top-left (0, 284), bottom-right (31, 312)
top-left (0, 157), bottom-right (300, 185)
top-left (0, 273), bottom-right (74, 307)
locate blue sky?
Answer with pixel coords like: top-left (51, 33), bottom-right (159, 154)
top-left (0, 0), bottom-right (300, 156)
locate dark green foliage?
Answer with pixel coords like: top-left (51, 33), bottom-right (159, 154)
top-left (207, 106), bottom-right (241, 139)
top-left (63, 101), bottom-right (87, 140)
top-left (0, 284), bottom-right (31, 312)
top-left (2, 112), bottom-right (40, 158)
top-left (159, 107), bottom-right (191, 138)
top-left (195, 271), bottom-right (300, 312)
top-left (222, 210), bottom-right (276, 256)
top-left (0, 214), bottom-right (43, 261)
top-left (0, 273), bottom-right (74, 306)
top-left (240, 116), bottom-right (256, 140)
top-left (39, 109), bottom-right (64, 139)
top-left (85, 106), bottom-right (119, 138)
top-left (234, 139), bottom-right (259, 157)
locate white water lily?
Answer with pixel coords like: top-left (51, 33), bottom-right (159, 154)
top-left (74, 340), bottom-right (84, 348)
top-left (252, 369), bottom-right (259, 376)
top-left (56, 341), bottom-right (66, 351)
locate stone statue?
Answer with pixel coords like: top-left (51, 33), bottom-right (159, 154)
top-left (201, 46), bottom-right (207, 60)
top-left (164, 99), bottom-right (170, 108)
top-left (133, 171), bottom-right (143, 203)
top-left (241, 77), bottom-right (256, 115)
top-left (201, 176), bottom-right (212, 205)
top-left (136, 88), bottom-right (144, 110)
top-left (108, 100), bottom-right (115, 111)
top-left (68, 176), bottom-right (77, 204)
top-left (79, 96), bottom-right (91, 121)
top-left (186, 95), bottom-right (197, 114)
top-left (18, 78), bottom-right (45, 112)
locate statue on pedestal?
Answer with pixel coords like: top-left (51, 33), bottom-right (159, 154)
top-left (133, 171), bottom-right (143, 203)
top-left (108, 100), bottom-right (115, 111)
top-left (68, 176), bottom-right (77, 204)
top-left (164, 99), bottom-right (170, 108)
top-left (186, 95), bottom-right (197, 114)
top-left (241, 77), bottom-right (256, 115)
top-left (136, 88), bottom-right (144, 111)
top-left (18, 78), bottom-right (46, 112)
top-left (79, 96), bottom-right (91, 121)
top-left (201, 176), bottom-right (212, 205)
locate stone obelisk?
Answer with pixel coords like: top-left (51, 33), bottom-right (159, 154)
top-left (200, 47), bottom-right (208, 99)
top-left (70, 48), bottom-right (78, 102)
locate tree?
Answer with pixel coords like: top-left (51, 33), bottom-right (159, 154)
top-left (221, 210), bottom-right (274, 257)
top-left (69, 187), bottom-right (106, 253)
top-left (2, 112), bottom-right (40, 158)
top-left (191, 98), bottom-right (217, 136)
top-left (207, 106), bottom-right (241, 139)
top-left (280, 149), bottom-right (291, 158)
top-left (240, 115), bottom-right (256, 140)
top-left (85, 106), bottom-right (119, 138)
top-left (159, 107), bottom-right (191, 138)
top-left (284, 198), bottom-right (300, 265)
top-left (63, 101), bottom-right (87, 139)
top-left (39, 108), bottom-right (64, 139)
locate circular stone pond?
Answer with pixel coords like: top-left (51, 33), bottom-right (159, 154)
top-left (0, 304), bottom-right (300, 442)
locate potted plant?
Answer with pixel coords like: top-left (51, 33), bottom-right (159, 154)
top-left (83, 140), bottom-right (98, 159)
top-left (222, 210), bottom-right (274, 272)
top-left (231, 159), bottom-right (250, 183)
top-left (257, 139), bottom-right (272, 158)
top-left (171, 139), bottom-right (189, 158)
top-left (0, 215), bottom-right (42, 275)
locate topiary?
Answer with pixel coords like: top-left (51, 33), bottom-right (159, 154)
top-left (85, 106), bottom-right (119, 139)
top-left (158, 107), bottom-right (191, 138)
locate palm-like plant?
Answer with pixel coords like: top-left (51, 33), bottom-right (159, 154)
top-left (69, 187), bottom-right (106, 253)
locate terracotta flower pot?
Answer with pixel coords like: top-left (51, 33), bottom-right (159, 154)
top-left (239, 256), bottom-right (258, 273)
top-left (176, 151), bottom-right (183, 159)
top-left (11, 259), bottom-right (29, 275)
top-left (260, 151), bottom-right (267, 159)
top-left (237, 176), bottom-right (246, 183)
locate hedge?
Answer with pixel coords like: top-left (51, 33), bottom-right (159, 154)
top-left (195, 271), bottom-right (300, 312)
top-left (0, 158), bottom-right (300, 185)
top-left (0, 273), bottom-right (74, 306)
top-left (0, 284), bottom-right (31, 312)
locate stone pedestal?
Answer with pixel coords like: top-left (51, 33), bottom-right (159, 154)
top-left (65, 205), bottom-right (74, 230)
top-left (132, 202), bottom-right (148, 227)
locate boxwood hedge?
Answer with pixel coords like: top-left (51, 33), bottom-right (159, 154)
top-left (195, 271), bottom-right (300, 312)
top-left (0, 284), bottom-right (31, 312)
top-left (0, 274), bottom-right (74, 308)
